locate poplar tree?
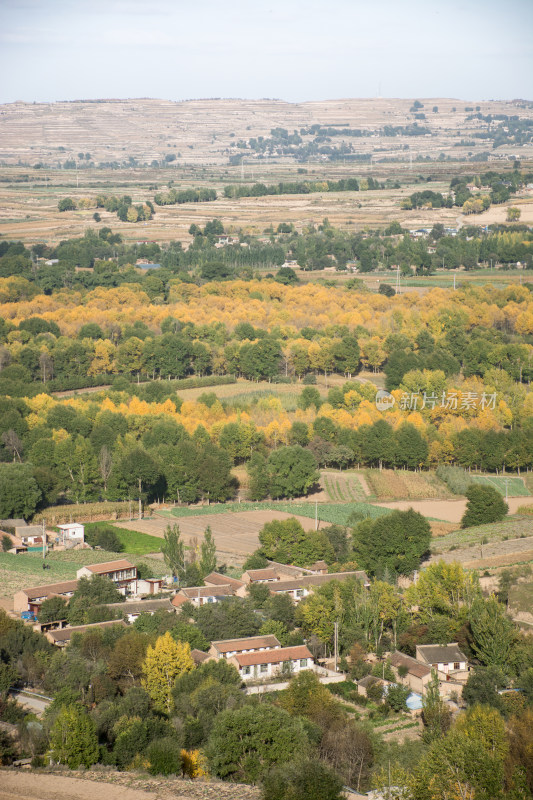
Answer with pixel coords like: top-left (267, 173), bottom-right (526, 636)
top-left (141, 632), bottom-right (194, 714)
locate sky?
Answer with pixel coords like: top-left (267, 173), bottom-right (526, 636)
top-left (0, 0), bottom-right (532, 104)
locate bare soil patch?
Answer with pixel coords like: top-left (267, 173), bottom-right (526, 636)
top-left (375, 496), bottom-right (533, 523)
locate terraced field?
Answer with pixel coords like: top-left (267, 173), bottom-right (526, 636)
top-left (364, 469), bottom-right (452, 501)
top-left (321, 471), bottom-right (367, 502)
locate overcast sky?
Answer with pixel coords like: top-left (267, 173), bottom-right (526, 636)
top-left (0, 0), bottom-right (532, 104)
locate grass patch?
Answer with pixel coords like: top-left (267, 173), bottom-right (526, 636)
top-left (84, 522), bottom-right (163, 555)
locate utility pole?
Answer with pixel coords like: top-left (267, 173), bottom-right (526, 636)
top-left (315, 500), bottom-right (318, 531)
top-left (42, 519), bottom-right (46, 561)
top-left (334, 621), bottom-right (338, 672)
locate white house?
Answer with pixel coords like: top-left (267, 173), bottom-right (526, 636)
top-left (57, 523), bottom-right (85, 544)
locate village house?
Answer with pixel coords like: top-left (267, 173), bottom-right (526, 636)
top-left (416, 643), bottom-right (469, 681)
top-left (228, 645), bottom-right (314, 682)
top-left (208, 634), bottom-right (281, 660)
top-left (76, 560), bottom-right (138, 594)
top-left (56, 523), bottom-right (85, 546)
top-left (14, 580), bottom-right (79, 615)
top-left (171, 584), bottom-right (235, 608)
top-left (203, 571), bottom-right (247, 596)
top-left (103, 597), bottom-right (175, 623)
top-left (390, 650), bottom-right (432, 695)
top-left (269, 570), bottom-right (370, 603)
top-left (45, 619), bottom-right (127, 647)
top-left (241, 568), bottom-right (280, 584)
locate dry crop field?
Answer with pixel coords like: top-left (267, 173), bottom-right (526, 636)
top-left (1, 97), bottom-right (533, 243)
top-left (364, 469), bottom-right (453, 501)
top-left (114, 508), bottom-right (320, 564)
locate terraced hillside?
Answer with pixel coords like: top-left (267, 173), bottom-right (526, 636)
top-left (1, 97), bottom-right (532, 167)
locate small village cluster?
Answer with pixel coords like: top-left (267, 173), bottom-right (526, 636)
top-left (10, 524), bottom-right (471, 701)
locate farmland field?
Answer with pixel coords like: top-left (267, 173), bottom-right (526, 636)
top-left (114, 502), bottom-right (392, 563)
top-left (469, 475), bottom-right (530, 497)
top-left (364, 469), bottom-right (452, 501)
top-left (321, 471), bottom-right (368, 502)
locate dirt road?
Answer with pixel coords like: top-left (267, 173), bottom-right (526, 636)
top-left (0, 771), bottom-right (260, 800)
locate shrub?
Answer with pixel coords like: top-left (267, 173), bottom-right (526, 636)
top-left (436, 464), bottom-right (471, 495)
top-left (147, 736), bottom-right (182, 776)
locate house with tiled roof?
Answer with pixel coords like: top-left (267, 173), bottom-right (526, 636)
top-left (209, 635), bottom-right (281, 660)
top-left (45, 619), bottom-right (127, 647)
top-left (228, 645), bottom-right (314, 682)
top-left (76, 560), bottom-right (137, 594)
top-left (390, 650), bottom-right (432, 695)
top-left (171, 584), bottom-right (235, 608)
top-left (269, 570), bottom-right (369, 603)
top-left (14, 580), bottom-right (79, 615)
top-left (203, 571), bottom-right (247, 596)
top-left (241, 568), bottom-right (280, 584)
top-left (416, 643), bottom-right (469, 683)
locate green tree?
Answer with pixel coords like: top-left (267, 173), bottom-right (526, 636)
top-left (469, 595), bottom-right (515, 668)
top-left (0, 463), bottom-right (41, 519)
top-left (161, 524), bottom-right (185, 582)
top-left (352, 509), bottom-right (431, 576)
top-left (206, 704), bottom-right (310, 783)
top-left (410, 728), bottom-right (505, 800)
top-left (199, 526), bottom-right (217, 577)
top-left (146, 737), bottom-right (183, 776)
top-left (267, 446), bottom-right (319, 499)
top-left (58, 198), bottom-right (76, 212)
top-left (49, 705), bottom-right (99, 769)
top-left (463, 666), bottom-right (507, 711)
top-left (461, 484), bottom-right (508, 528)
top-left (37, 596), bottom-right (69, 624)
top-left (395, 423), bottom-right (428, 469)
top-left (421, 670), bottom-right (451, 743)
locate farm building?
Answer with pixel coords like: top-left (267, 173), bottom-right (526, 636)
top-left (203, 571), bottom-right (247, 596)
top-left (269, 570), bottom-right (370, 603)
top-left (416, 643), bottom-right (469, 679)
top-left (171, 584), bottom-right (236, 608)
top-left (45, 619), bottom-right (127, 647)
top-left (76, 560), bottom-right (137, 594)
top-left (56, 523), bottom-right (85, 544)
top-left (390, 650), bottom-right (432, 695)
top-left (228, 645), bottom-right (314, 682)
top-left (102, 597), bottom-right (175, 623)
top-left (241, 568), bottom-right (280, 584)
top-left (14, 580), bottom-right (79, 615)
top-left (209, 634), bottom-right (281, 660)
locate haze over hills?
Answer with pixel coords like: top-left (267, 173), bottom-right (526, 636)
top-left (1, 97), bottom-right (532, 167)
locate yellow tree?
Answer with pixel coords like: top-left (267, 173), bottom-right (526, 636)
top-left (141, 632), bottom-right (194, 713)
